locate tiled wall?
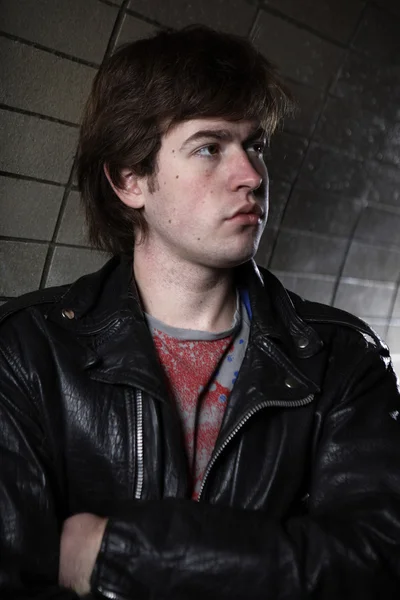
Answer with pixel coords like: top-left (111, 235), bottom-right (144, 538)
top-left (0, 0), bottom-right (400, 373)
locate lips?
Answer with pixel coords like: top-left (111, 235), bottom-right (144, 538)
top-left (229, 203), bottom-right (264, 220)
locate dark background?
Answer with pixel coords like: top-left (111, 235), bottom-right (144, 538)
top-left (0, 0), bottom-right (399, 374)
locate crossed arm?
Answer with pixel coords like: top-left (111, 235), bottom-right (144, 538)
top-left (2, 343), bottom-right (400, 599)
top-left (59, 513), bottom-right (106, 595)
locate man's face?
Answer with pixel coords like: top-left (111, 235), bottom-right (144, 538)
top-left (138, 117), bottom-right (269, 268)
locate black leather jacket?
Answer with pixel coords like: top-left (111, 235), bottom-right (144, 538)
top-left (1, 255), bottom-right (400, 599)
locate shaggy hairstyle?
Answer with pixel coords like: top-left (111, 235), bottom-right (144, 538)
top-left (77, 25), bottom-right (294, 255)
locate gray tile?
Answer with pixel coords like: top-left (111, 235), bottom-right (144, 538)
top-left (298, 144), bottom-right (369, 198)
top-left (272, 272), bottom-right (335, 304)
top-left (282, 189), bottom-right (363, 237)
top-left (0, 240), bottom-right (47, 296)
top-left (363, 318), bottom-right (388, 340)
top-left (254, 11), bottom-right (343, 90)
top-left (45, 246), bottom-right (108, 287)
top-left (387, 323), bottom-right (400, 353)
top-left (262, 0), bottom-right (365, 44)
top-left (378, 123), bottom-right (400, 168)
top-left (284, 82), bottom-right (325, 138)
top-left (127, 0), bottom-right (257, 35)
top-left (333, 53), bottom-right (400, 122)
top-left (269, 132), bottom-right (308, 184)
top-left (0, 38), bottom-right (96, 124)
top-left (267, 179), bottom-right (291, 228)
top-left (374, 0), bottom-right (400, 18)
top-left (354, 206), bottom-right (400, 247)
top-left (334, 279), bottom-right (395, 318)
top-left (392, 287), bottom-right (400, 318)
top-left (57, 191), bottom-right (89, 247)
top-left (352, 5), bottom-right (400, 62)
top-left (0, 0), bottom-right (118, 64)
top-left (343, 241), bottom-right (400, 282)
top-left (0, 176), bottom-right (63, 240)
top-left (325, 55), bottom-right (400, 168)
top-left (391, 357), bottom-right (400, 377)
top-left (315, 96), bottom-right (388, 161)
top-left (270, 230), bottom-right (347, 275)
top-left (367, 161), bottom-right (400, 209)
top-left (0, 109), bottom-right (78, 183)
top-left (255, 226), bottom-right (278, 268)
top-left (116, 14), bottom-right (158, 47)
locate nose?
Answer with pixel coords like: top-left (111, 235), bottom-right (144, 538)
top-left (228, 148), bottom-right (265, 192)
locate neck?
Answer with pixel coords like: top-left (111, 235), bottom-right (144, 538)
top-left (133, 243), bottom-right (237, 333)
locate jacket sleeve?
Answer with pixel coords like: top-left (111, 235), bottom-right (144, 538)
top-left (0, 343), bottom-right (89, 599)
top-left (91, 342), bottom-right (400, 599)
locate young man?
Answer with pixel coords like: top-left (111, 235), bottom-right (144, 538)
top-left (1, 26), bottom-right (400, 599)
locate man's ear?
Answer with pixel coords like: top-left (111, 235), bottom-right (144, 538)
top-left (103, 165), bottom-right (145, 209)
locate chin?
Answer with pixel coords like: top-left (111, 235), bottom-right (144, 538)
top-left (209, 247), bottom-right (257, 269)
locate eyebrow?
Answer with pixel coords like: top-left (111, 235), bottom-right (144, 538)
top-left (180, 126), bottom-right (266, 151)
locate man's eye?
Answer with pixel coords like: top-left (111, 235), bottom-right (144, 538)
top-left (248, 142), bottom-right (266, 154)
top-left (197, 144), bottom-right (220, 157)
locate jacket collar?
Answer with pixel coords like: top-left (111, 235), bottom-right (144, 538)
top-left (47, 255), bottom-right (168, 399)
top-left (46, 255), bottom-right (323, 398)
top-left (238, 261), bottom-right (323, 359)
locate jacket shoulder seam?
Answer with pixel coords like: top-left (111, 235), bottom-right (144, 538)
top-left (291, 298), bottom-right (385, 349)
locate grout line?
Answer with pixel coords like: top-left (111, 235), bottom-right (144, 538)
top-left (0, 236), bottom-right (48, 245)
top-left (277, 226), bottom-right (353, 243)
top-left (258, 3), bottom-right (349, 49)
top-left (103, 0), bottom-right (134, 57)
top-left (97, 0), bottom-right (121, 7)
top-left (265, 27), bottom-right (360, 269)
top-left (294, 139), bottom-right (400, 172)
top-left (267, 0), bottom-right (371, 289)
top-left (339, 277), bottom-right (396, 288)
top-left (38, 160), bottom-right (78, 289)
top-left (0, 171), bottom-right (66, 187)
top-left (386, 275), bottom-right (400, 337)
top-left (276, 223), bottom-right (400, 252)
top-left (125, 7), bottom-right (172, 30)
top-left (37, 0), bottom-right (130, 290)
top-left (0, 236), bottom-right (94, 251)
top-left (272, 270), bottom-right (336, 282)
top-left (350, 237), bottom-right (400, 254)
top-left (271, 269), bottom-right (398, 290)
top-left (364, 200), bottom-right (400, 215)
top-left (346, 0), bottom-right (373, 50)
top-left (370, 0), bottom-right (400, 19)
top-left (328, 0), bottom-right (377, 308)
top-left (248, 6), bottom-right (263, 41)
top-left (46, 242), bottom-right (94, 251)
top-left (330, 191), bottom-right (369, 308)
top-left (0, 30), bottom-right (100, 68)
top-left (0, 103), bottom-right (79, 129)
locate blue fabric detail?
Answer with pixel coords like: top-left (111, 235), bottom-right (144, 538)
top-left (239, 288), bottom-right (252, 319)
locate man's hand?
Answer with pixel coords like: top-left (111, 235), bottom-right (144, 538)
top-left (59, 513), bottom-right (107, 596)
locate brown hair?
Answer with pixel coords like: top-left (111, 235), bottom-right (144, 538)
top-left (77, 25), bottom-right (294, 255)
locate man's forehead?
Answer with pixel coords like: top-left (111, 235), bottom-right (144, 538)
top-left (166, 117), bottom-right (264, 142)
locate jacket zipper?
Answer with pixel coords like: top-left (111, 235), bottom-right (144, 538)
top-left (134, 389), bottom-right (144, 500)
top-left (197, 394), bottom-right (314, 501)
top-left (97, 396), bottom-right (313, 600)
